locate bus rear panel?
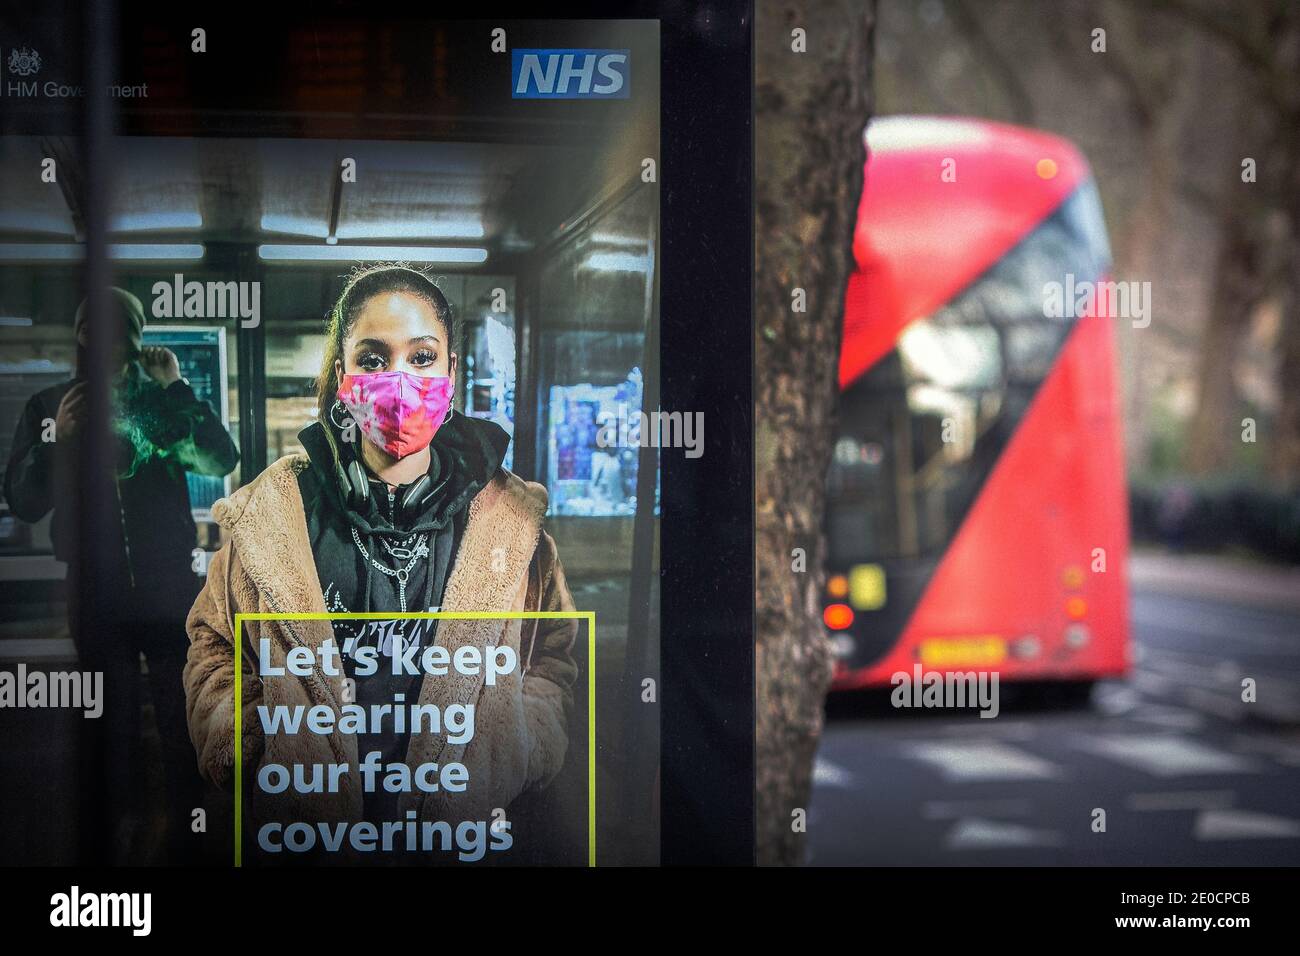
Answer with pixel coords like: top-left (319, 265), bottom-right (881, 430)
top-left (826, 117), bottom-right (1130, 690)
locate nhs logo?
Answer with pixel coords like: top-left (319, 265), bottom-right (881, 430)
top-left (512, 49), bottom-right (629, 99)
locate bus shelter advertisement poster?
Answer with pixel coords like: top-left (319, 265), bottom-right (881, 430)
top-left (1, 0), bottom-right (1298, 934)
top-left (0, 13), bottom-right (661, 870)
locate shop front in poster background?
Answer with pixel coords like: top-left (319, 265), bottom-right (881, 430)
top-left (528, 181), bottom-right (658, 579)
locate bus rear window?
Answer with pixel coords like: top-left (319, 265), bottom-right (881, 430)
top-left (828, 181), bottom-right (1111, 567)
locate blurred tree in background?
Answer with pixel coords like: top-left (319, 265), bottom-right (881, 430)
top-left (873, 0), bottom-right (1299, 490)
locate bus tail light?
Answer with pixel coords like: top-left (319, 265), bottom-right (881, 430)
top-left (1065, 623), bottom-right (1090, 649)
top-left (824, 603), bottom-right (854, 630)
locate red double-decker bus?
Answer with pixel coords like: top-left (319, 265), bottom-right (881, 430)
top-left (824, 116), bottom-right (1130, 696)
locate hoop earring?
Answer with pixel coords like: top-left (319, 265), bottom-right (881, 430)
top-left (329, 399), bottom-right (353, 431)
top-left (442, 405), bottom-right (454, 426)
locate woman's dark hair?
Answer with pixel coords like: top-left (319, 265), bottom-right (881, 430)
top-left (315, 262), bottom-right (458, 422)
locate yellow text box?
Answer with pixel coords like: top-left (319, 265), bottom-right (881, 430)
top-left (234, 610), bottom-right (596, 867)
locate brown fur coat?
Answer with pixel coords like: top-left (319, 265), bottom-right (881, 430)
top-left (183, 455), bottom-right (578, 832)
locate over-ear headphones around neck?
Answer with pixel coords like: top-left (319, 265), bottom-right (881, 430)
top-left (329, 409), bottom-right (449, 524)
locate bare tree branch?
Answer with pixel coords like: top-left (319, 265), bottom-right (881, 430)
top-left (1144, 0), bottom-right (1273, 74)
top-left (947, 0), bottom-right (1036, 125)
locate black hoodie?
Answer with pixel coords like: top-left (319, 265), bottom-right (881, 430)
top-left (296, 411), bottom-right (509, 819)
top-left (4, 365), bottom-right (239, 613)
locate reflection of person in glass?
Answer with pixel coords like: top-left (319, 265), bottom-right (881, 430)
top-left (183, 264), bottom-right (578, 857)
top-left (3, 287), bottom-right (240, 862)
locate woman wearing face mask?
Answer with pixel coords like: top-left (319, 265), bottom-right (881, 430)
top-left (183, 264), bottom-right (578, 860)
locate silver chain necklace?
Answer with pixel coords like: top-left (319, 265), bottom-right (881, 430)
top-left (350, 526), bottom-right (429, 612)
top-left (380, 532), bottom-right (421, 560)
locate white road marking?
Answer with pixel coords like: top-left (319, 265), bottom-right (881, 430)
top-left (813, 757), bottom-right (855, 788)
top-left (901, 741), bottom-right (1060, 782)
top-left (1129, 705), bottom-right (1206, 731)
top-left (1193, 810), bottom-right (1300, 841)
top-left (1144, 654), bottom-right (1300, 718)
top-left (922, 798), bottom-right (1033, 820)
top-left (1180, 687), bottom-right (1246, 721)
top-left (1078, 735), bottom-right (1260, 777)
top-left (1214, 661), bottom-right (1244, 681)
top-left (944, 818), bottom-right (1063, 850)
top-left (1132, 670), bottom-right (1175, 694)
top-left (936, 721), bottom-right (1036, 741)
top-left (1125, 790), bottom-right (1235, 812)
top-left (1144, 652), bottom-right (1232, 687)
top-left (1095, 686), bottom-right (1141, 715)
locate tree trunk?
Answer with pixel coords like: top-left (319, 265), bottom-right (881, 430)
top-left (1274, 167), bottom-right (1300, 483)
top-left (1268, 14), bottom-right (1300, 486)
top-left (1277, 278), bottom-right (1300, 484)
top-left (1114, 118), bottom-right (1179, 476)
top-left (754, 0), bottom-right (874, 866)
top-left (1185, 205), bottom-right (1265, 474)
top-left (1173, 0), bottom-right (1300, 479)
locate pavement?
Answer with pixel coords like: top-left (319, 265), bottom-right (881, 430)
top-left (1128, 550), bottom-right (1300, 613)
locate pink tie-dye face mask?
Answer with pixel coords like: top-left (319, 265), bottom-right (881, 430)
top-left (336, 371), bottom-right (453, 459)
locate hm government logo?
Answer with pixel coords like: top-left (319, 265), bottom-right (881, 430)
top-left (2, 45), bottom-right (147, 99)
top-left (8, 46), bottom-right (41, 77)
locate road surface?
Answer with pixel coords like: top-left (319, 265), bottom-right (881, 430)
top-left (809, 586), bottom-right (1300, 865)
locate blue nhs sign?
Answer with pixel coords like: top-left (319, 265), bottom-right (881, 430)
top-left (511, 49), bottom-right (630, 99)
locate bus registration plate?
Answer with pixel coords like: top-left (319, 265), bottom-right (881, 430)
top-left (918, 636), bottom-right (1007, 668)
